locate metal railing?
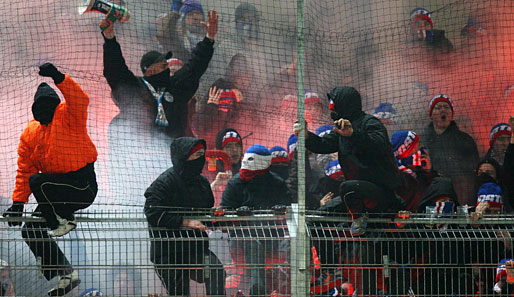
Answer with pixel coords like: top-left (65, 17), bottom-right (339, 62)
top-left (1, 205), bottom-right (514, 296)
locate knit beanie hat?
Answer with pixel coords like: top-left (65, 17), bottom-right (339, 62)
top-left (305, 88), bottom-right (322, 105)
top-left (80, 288), bottom-right (103, 296)
top-left (373, 102), bottom-right (397, 124)
top-left (477, 182), bottom-right (503, 209)
top-left (218, 89), bottom-right (241, 112)
top-left (287, 134), bottom-right (298, 159)
top-left (410, 7), bottom-right (432, 26)
top-left (325, 160), bottom-right (343, 180)
top-left (241, 145), bottom-right (271, 171)
top-left (220, 129), bottom-right (242, 148)
top-left (189, 143), bottom-right (205, 157)
top-left (270, 146), bottom-right (289, 165)
top-left (168, 58), bottom-right (184, 68)
top-left (391, 130), bottom-right (420, 159)
top-left (428, 94), bottom-right (454, 117)
top-left (179, 0), bottom-right (204, 19)
top-left (316, 125), bottom-right (334, 137)
top-left (489, 123), bottom-right (512, 147)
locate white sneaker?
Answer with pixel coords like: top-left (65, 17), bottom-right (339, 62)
top-left (48, 270), bottom-right (80, 296)
top-left (49, 216), bottom-right (77, 237)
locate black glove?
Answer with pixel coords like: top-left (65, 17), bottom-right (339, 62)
top-left (39, 63), bottom-right (65, 84)
top-left (2, 202), bottom-right (24, 227)
top-left (271, 205), bottom-right (287, 215)
top-left (236, 206), bottom-right (253, 216)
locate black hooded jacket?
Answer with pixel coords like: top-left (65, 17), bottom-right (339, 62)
top-left (305, 86), bottom-right (402, 192)
top-left (220, 172), bottom-right (291, 210)
top-left (103, 35), bottom-right (214, 138)
top-left (32, 83), bottom-right (61, 125)
top-left (418, 176), bottom-right (459, 210)
top-left (144, 137), bottom-right (213, 260)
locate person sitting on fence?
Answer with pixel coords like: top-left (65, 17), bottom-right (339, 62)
top-left (422, 94), bottom-right (480, 206)
top-left (391, 130), bottom-right (438, 212)
top-left (2, 63), bottom-right (98, 296)
top-left (101, 8), bottom-right (218, 138)
top-left (220, 144), bottom-right (292, 296)
top-left (144, 137), bottom-right (225, 296)
top-left (297, 86), bottom-right (406, 235)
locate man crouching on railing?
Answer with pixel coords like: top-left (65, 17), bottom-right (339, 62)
top-left (3, 63), bottom-right (98, 296)
top-left (144, 137), bottom-right (225, 296)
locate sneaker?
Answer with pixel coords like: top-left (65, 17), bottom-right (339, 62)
top-left (350, 215), bottom-right (368, 236)
top-left (48, 270), bottom-right (80, 296)
top-left (49, 216), bottom-right (77, 237)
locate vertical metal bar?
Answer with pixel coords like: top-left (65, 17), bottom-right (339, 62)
top-left (290, 0), bottom-right (309, 296)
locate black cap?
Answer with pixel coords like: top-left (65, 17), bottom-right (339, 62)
top-left (140, 50), bottom-right (173, 74)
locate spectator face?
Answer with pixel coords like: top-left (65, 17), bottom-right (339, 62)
top-left (411, 19), bottom-right (433, 32)
top-left (305, 102), bottom-right (323, 127)
top-left (233, 73), bottom-right (251, 91)
top-left (187, 148), bottom-right (206, 161)
top-left (430, 101), bottom-right (453, 129)
top-left (169, 63), bottom-right (183, 76)
top-left (224, 142), bottom-right (243, 165)
top-left (145, 59), bottom-right (169, 76)
top-left (184, 10), bottom-right (204, 34)
top-left (478, 163), bottom-right (497, 180)
top-left (493, 134), bottom-right (510, 155)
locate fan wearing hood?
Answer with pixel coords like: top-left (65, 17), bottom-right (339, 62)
top-left (302, 86), bottom-right (405, 232)
top-left (101, 9), bottom-right (218, 139)
top-left (144, 137), bottom-right (225, 296)
top-left (3, 63), bottom-right (98, 296)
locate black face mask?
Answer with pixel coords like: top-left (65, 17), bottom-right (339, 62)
top-left (32, 97), bottom-right (59, 125)
top-left (476, 172), bottom-right (496, 188)
top-left (270, 164), bottom-right (289, 180)
top-left (145, 68), bottom-right (171, 89)
top-left (181, 156), bottom-right (206, 179)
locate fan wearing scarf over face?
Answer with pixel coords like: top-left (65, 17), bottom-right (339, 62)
top-left (220, 144), bottom-right (291, 296)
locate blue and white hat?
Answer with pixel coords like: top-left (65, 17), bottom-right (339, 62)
top-left (428, 94), bottom-right (454, 116)
top-left (373, 102), bottom-right (397, 124)
top-left (489, 123), bottom-right (512, 146)
top-left (241, 145), bottom-right (272, 171)
top-left (391, 130), bottom-right (420, 159)
top-left (270, 146), bottom-right (290, 164)
top-left (410, 7), bottom-right (432, 26)
top-left (477, 182), bottom-right (503, 209)
top-left (316, 125), bottom-right (334, 138)
top-left (80, 288), bottom-right (103, 296)
top-left (325, 160), bottom-right (343, 179)
top-left (287, 134), bottom-right (298, 159)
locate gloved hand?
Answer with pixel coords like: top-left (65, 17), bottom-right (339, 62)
top-left (2, 202), bottom-right (24, 226)
top-left (236, 206), bottom-right (253, 216)
top-left (39, 63), bottom-right (65, 84)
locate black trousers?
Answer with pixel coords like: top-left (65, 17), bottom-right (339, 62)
top-left (339, 180), bottom-right (389, 216)
top-left (154, 245), bottom-right (226, 296)
top-left (22, 162), bottom-right (97, 280)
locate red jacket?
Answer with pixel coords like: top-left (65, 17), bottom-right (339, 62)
top-left (13, 74), bottom-right (98, 202)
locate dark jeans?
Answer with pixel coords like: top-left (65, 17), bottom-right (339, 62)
top-left (154, 246), bottom-right (225, 296)
top-left (22, 162), bottom-right (97, 280)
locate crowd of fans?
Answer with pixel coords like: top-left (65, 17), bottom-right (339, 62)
top-left (2, 1), bottom-right (514, 296)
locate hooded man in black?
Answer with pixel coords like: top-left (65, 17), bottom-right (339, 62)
top-left (302, 86), bottom-right (405, 235)
top-left (144, 137), bottom-right (225, 296)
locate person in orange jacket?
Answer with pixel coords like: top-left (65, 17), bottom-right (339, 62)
top-left (2, 63), bottom-right (98, 296)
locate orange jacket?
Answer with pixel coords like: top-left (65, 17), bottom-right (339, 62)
top-left (13, 74), bottom-right (98, 202)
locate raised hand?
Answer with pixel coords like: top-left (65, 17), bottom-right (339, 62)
top-left (201, 10), bottom-right (219, 40)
